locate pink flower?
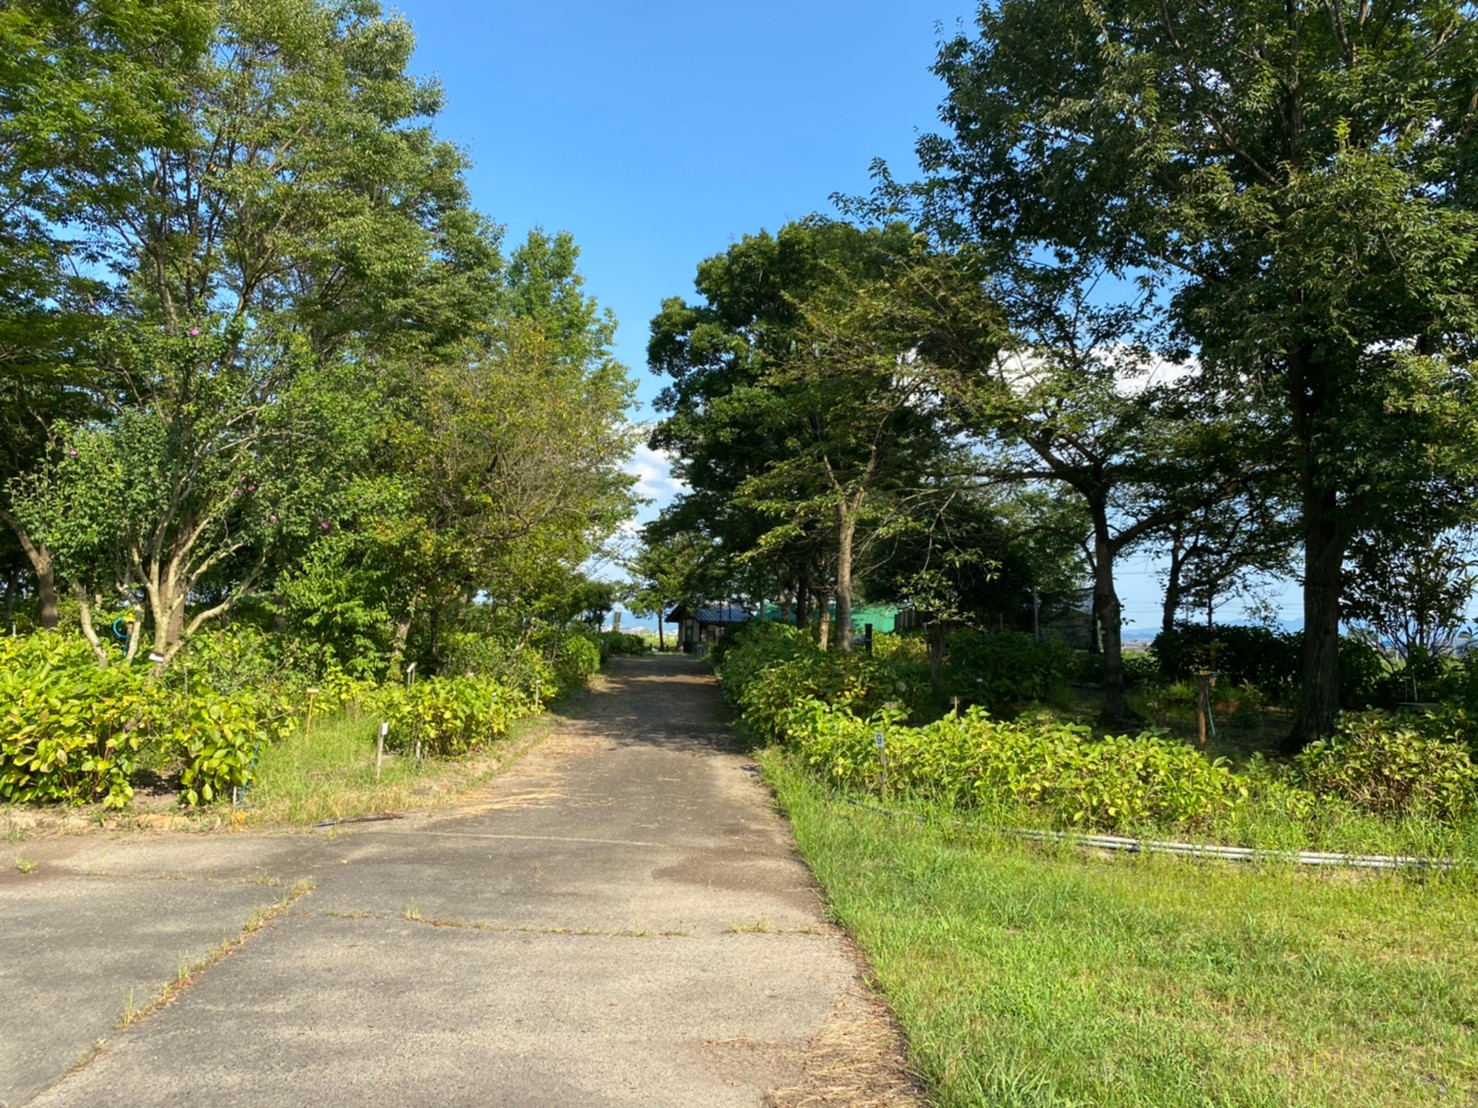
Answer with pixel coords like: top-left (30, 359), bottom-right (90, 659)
top-left (268, 514), bottom-right (278, 523)
top-left (68, 449), bottom-right (78, 457)
top-left (188, 327), bottom-right (200, 337)
top-left (247, 484), bottom-right (257, 492)
top-left (319, 521), bottom-right (331, 530)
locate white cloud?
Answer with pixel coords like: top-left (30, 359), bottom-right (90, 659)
top-left (626, 443), bottom-right (688, 506)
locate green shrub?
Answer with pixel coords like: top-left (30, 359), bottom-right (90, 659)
top-left (940, 630), bottom-right (1072, 707)
top-left (1150, 624), bottom-right (1299, 696)
top-left (170, 624), bottom-right (284, 695)
top-left (381, 675), bottom-right (537, 759)
top-left (0, 633), bottom-right (158, 808)
top-left (718, 625), bottom-right (922, 742)
top-left (1294, 712), bottom-right (1478, 820)
top-left (551, 633), bottom-right (601, 696)
top-left (782, 698), bottom-right (1243, 832)
top-left (598, 631), bottom-right (648, 658)
top-left (441, 632), bottom-right (555, 697)
top-left (170, 689), bottom-right (280, 806)
top-left (1327, 635), bottom-right (1390, 708)
top-left (1120, 651), bottom-right (1158, 685)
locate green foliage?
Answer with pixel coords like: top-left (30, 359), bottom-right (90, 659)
top-left (597, 631), bottom-right (648, 659)
top-left (1329, 634), bottom-right (1393, 709)
top-left (171, 689), bottom-right (281, 807)
top-left (0, 633), bottom-right (154, 808)
top-left (783, 698), bottom-right (1241, 832)
top-left (1150, 624), bottom-right (1300, 695)
top-left (940, 630), bottom-right (1072, 707)
top-left (382, 675), bottom-right (537, 760)
top-left (723, 632), bottom-right (1478, 837)
top-left (551, 633), bottom-right (602, 697)
top-left (717, 622), bottom-right (922, 743)
top-left (1295, 713), bottom-right (1478, 822)
top-left (1118, 651), bottom-right (1158, 686)
top-left (915, 0), bottom-right (1478, 741)
top-left (441, 630), bottom-right (554, 696)
top-left (170, 624), bottom-right (284, 696)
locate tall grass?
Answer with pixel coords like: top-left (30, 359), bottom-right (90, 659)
top-left (765, 752), bottom-right (1478, 1108)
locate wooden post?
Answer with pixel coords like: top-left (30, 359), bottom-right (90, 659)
top-left (304, 687), bottom-right (320, 738)
top-left (1196, 671), bottom-right (1210, 749)
top-left (376, 721), bottom-right (387, 780)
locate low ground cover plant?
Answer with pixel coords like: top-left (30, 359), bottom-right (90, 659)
top-left (718, 626), bottom-right (1478, 846)
top-left (0, 616), bottom-right (614, 811)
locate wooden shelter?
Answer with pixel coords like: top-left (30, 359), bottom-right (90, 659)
top-left (665, 602), bottom-right (750, 654)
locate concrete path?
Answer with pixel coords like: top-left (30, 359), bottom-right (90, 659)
top-left (0, 655), bottom-right (918, 1107)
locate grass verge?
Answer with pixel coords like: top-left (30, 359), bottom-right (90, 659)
top-left (238, 708), bottom-right (558, 827)
top-left (763, 750), bottom-right (1478, 1108)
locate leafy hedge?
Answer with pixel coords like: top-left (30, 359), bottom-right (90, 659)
top-left (598, 631), bottom-right (649, 659)
top-left (1150, 624), bottom-right (1387, 706)
top-left (718, 632), bottom-right (1478, 834)
top-left (0, 635), bottom-right (156, 808)
top-left (719, 622), bottom-right (922, 741)
top-left (379, 675), bottom-right (541, 759)
top-left (783, 698), bottom-right (1242, 831)
top-left (0, 621), bottom-right (612, 810)
top-left (940, 630), bottom-right (1072, 707)
top-left (1295, 712), bottom-right (1478, 821)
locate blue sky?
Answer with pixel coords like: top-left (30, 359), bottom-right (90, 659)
top-left (403, 0), bottom-right (1293, 631)
top-left (407, 1), bottom-right (977, 414)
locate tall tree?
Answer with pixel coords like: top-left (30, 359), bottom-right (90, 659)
top-left (936, 260), bottom-right (1254, 719)
top-left (651, 218), bottom-right (964, 650)
top-left (914, 0), bottom-right (1478, 741)
top-left (6, 0), bottom-right (504, 667)
top-left (0, 0), bottom-right (204, 627)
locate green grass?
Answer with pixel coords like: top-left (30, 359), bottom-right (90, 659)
top-left (764, 752), bottom-right (1478, 1107)
top-left (241, 710), bottom-right (547, 826)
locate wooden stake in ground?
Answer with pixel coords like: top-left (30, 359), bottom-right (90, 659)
top-left (376, 722), bottom-right (387, 780)
top-left (1196, 671), bottom-right (1211, 749)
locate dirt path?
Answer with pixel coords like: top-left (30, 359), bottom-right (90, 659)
top-left (1, 655), bottom-right (920, 1107)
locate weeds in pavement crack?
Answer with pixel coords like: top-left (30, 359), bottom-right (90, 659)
top-left (115, 878), bottom-right (315, 1031)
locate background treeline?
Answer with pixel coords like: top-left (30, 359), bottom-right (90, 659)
top-left (631, 0), bottom-right (1478, 751)
top-left (0, 0), bottom-right (638, 807)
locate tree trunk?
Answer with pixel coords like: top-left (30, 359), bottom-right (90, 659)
top-left (835, 504), bottom-right (856, 653)
top-left (73, 584), bottom-right (112, 667)
top-left (815, 587), bottom-right (831, 652)
top-left (166, 595), bottom-right (186, 653)
top-left (795, 573), bottom-right (810, 630)
top-left (1286, 337), bottom-right (1344, 750)
top-left (35, 555), bottom-right (58, 630)
top-left (1091, 514), bottom-right (1133, 722)
top-left (1291, 490), bottom-right (1343, 749)
top-left (657, 604), bottom-right (666, 652)
top-left (387, 610), bottom-right (413, 676)
top-left (0, 509), bottom-right (58, 629)
top-left (1162, 533), bottom-right (1186, 636)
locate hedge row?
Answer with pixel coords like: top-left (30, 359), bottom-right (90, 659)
top-left (0, 627), bottom-right (608, 809)
top-left (716, 624), bottom-right (1478, 833)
